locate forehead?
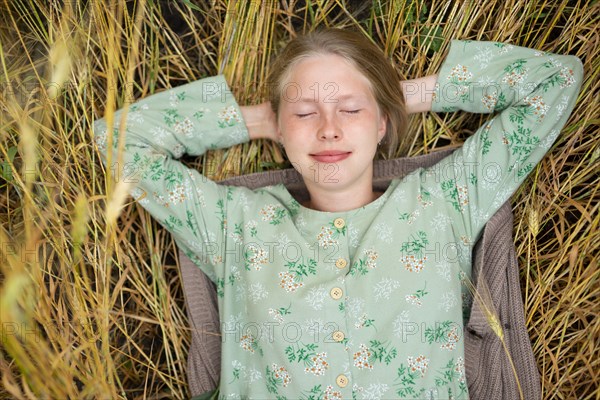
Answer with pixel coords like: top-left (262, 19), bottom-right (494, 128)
top-left (283, 53), bottom-right (374, 98)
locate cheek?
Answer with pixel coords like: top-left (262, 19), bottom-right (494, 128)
top-left (282, 115), bottom-right (312, 131)
top-left (278, 114), bottom-right (298, 134)
top-left (279, 120), bottom-right (314, 145)
top-left (343, 118), bottom-right (376, 138)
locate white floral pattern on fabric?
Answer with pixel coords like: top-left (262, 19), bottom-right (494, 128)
top-left (374, 278), bottom-right (402, 302)
top-left (407, 354), bottom-right (430, 377)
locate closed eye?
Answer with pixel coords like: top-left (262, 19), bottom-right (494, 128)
top-left (296, 113), bottom-right (314, 118)
top-left (343, 109), bottom-right (361, 114)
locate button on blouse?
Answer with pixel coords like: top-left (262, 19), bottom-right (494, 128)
top-left (330, 287), bottom-right (343, 300)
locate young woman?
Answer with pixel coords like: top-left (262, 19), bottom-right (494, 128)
top-left (93, 29), bottom-right (583, 399)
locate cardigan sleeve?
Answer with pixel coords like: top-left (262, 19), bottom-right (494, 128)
top-left (427, 39), bottom-right (584, 243)
top-left (93, 75), bottom-right (251, 282)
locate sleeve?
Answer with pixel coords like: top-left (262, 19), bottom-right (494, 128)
top-left (428, 39), bottom-right (584, 242)
top-left (92, 75), bottom-right (251, 282)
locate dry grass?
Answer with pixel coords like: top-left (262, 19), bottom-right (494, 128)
top-left (1, 0), bottom-right (598, 398)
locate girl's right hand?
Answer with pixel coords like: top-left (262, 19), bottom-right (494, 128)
top-left (240, 102), bottom-right (279, 141)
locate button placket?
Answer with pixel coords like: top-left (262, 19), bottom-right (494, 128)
top-left (330, 216), bottom-right (351, 394)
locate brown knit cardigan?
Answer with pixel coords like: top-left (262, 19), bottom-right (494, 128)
top-left (178, 149), bottom-right (541, 399)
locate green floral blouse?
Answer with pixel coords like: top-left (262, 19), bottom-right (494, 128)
top-left (93, 40), bottom-right (582, 399)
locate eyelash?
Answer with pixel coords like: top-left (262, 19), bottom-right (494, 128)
top-left (295, 110), bottom-right (360, 118)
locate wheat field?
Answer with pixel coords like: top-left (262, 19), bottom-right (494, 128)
top-left (0, 1), bottom-right (598, 399)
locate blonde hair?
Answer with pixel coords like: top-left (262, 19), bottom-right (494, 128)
top-left (267, 28), bottom-right (410, 158)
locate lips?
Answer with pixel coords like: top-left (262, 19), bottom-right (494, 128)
top-left (310, 151), bottom-right (351, 163)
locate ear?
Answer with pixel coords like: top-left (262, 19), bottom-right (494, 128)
top-left (377, 112), bottom-right (388, 143)
top-left (275, 120), bottom-right (283, 144)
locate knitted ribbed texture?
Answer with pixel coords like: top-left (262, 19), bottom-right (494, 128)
top-left (178, 149), bottom-right (541, 399)
top-left (180, 263), bottom-right (220, 395)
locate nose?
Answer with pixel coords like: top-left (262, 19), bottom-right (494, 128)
top-left (318, 114), bottom-right (342, 141)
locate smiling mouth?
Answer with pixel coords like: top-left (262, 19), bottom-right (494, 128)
top-left (310, 152), bottom-right (352, 162)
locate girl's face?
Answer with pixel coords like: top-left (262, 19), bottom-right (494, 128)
top-left (276, 53), bottom-right (387, 196)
